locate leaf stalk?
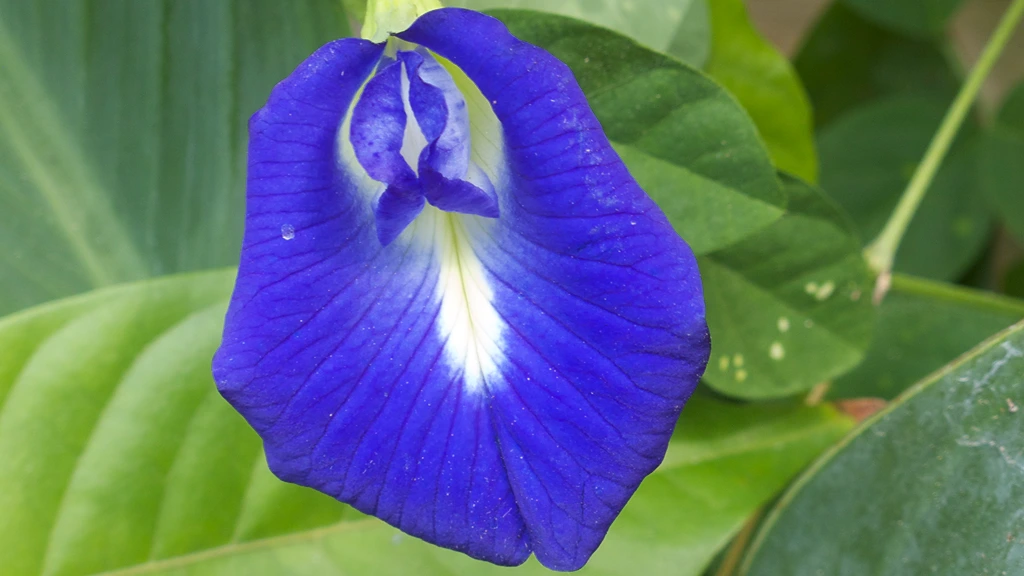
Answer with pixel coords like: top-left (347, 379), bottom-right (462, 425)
top-left (864, 0), bottom-right (1024, 301)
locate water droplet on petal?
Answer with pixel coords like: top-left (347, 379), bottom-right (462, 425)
top-left (281, 224), bottom-right (295, 240)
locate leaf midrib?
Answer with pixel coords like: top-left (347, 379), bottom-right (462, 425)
top-left (0, 18), bottom-right (146, 287)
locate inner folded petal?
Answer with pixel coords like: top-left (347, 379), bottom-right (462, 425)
top-left (400, 49), bottom-right (471, 179)
top-left (374, 184), bottom-right (426, 245)
top-left (350, 59), bottom-right (418, 191)
top-left (400, 49), bottom-right (499, 218)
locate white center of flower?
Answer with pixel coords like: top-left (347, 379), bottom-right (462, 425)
top-left (419, 208), bottom-right (504, 393)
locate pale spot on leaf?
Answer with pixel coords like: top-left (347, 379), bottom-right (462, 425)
top-left (815, 281), bottom-right (836, 301)
top-left (770, 342), bottom-right (785, 361)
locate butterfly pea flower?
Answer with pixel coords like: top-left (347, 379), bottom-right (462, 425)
top-left (214, 2), bottom-right (710, 571)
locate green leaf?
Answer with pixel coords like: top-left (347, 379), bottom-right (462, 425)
top-left (457, 0), bottom-right (709, 58)
top-left (0, 273), bottom-right (851, 575)
top-left (1007, 261), bottom-right (1024, 299)
top-left (980, 83), bottom-right (1024, 245)
top-left (125, 398), bottom-right (849, 576)
top-left (839, 0), bottom-right (965, 37)
top-left (794, 2), bottom-right (960, 128)
top-left (491, 9), bottom-right (786, 256)
top-left (981, 133), bottom-right (1024, 235)
top-left (666, 0), bottom-right (711, 68)
top-left (831, 274), bottom-right (1024, 399)
top-left (741, 319), bottom-right (1024, 575)
top-left (0, 0), bottom-right (349, 316)
top-left (818, 94), bottom-right (992, 280)
top-left (493, 12), bottom-right (873, 398)
top-left (700, 175), bottom-right (875, 399)
top-left (0, 270), bottom-right (357, 576)
top-left (999, 81), bottom-right (1024, 132)
top-left (704, 0), bottom-right (818, 183)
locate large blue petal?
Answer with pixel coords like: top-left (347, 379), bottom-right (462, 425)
top-left (215, 9), bottom-right (709, 572)
top-left (400, 9), bottom-right (709, 569)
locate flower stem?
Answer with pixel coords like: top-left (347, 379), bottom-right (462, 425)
top-left (864, 0), bottom-right (1024, 295)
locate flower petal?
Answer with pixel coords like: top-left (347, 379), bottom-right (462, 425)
top-left (216, 37), bottom-right (530, 566)
top-left (374, 184), bottom-right (427, 246)
top-left (216, 9), bottom-right (709, 573)
top-left (351, 58), bottom-right (416, 189)
top-left (398, 10), bottom-right (710, 569)
top-left (350, 58), bottom-right (427, 244)
top-left (400, 49), bottom-right (499, 218)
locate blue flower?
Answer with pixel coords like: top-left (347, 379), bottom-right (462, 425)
top-left (214, 7), bottom-right (710, 571)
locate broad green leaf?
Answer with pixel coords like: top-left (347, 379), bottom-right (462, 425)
top-left (456, 0), bottom-right (709, 57)
top-left (795, 2), bottom-right (960, 128)
top-left (0, 0), bottom-right (349, 316)
top-left (700, 175), bottom-right (875, 399)
top-left (980, 83), bottom-right (1024, 245)
top-left (0, 272), bottom-right (852, 575)
top-left (0, 271), bottom-right (356, 576)
top-left (666, 0), bottom-right (711, 68)
top-left (493, 9), bottom-right (786, 255)
top-left (818, 95), bottom-right (991, 280)
top-left (112, 397), bottom-right (851, 576)
top-left (831, 274), bottom-right (1024, 399)
top-left (704, 0), bottom-right (818, 183)
top-left (493, 12), bottom-right (875, 398)
top-left (839, 0), bottom-right (965, 37)
top-left (742, 320), bottom-right (1024, 575)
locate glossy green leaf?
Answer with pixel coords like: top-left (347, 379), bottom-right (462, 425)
top-left (0, 271), bottom-right (852, 576)
top-left (980, 83), bottom-right (1024, 245)
top-left (700, 175), bottom-right (875, 399)
top-left (704, 0), bottom-right (818, 183)
top-left (496, 12), bottom-right (873, 398)
top-left (456, 0), bottom-right (709, 58)
top-left (795, 2), bottom-right (960, 128)
top-left (0, 271), bottom-right (356, 576)
top-left (493, 9), bottom-right (785, 256)
top-left (742, 320), bottom-right (1024, 575)
top-left (831, 274), bottom-right (1024, 399)
top-left (114, 398), bottom-right (850, 576)
top-left (818, 95), bottom-right (991, 280)
top-left (839, 0), bottom-right (965, 37)
top-left (0, 0), bottom-right (349, 316)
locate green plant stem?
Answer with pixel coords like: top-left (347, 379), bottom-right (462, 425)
top-left (892, 273), bottom-right (1024, 317)
top-left (864, 0), bottom-right (1024, 284)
